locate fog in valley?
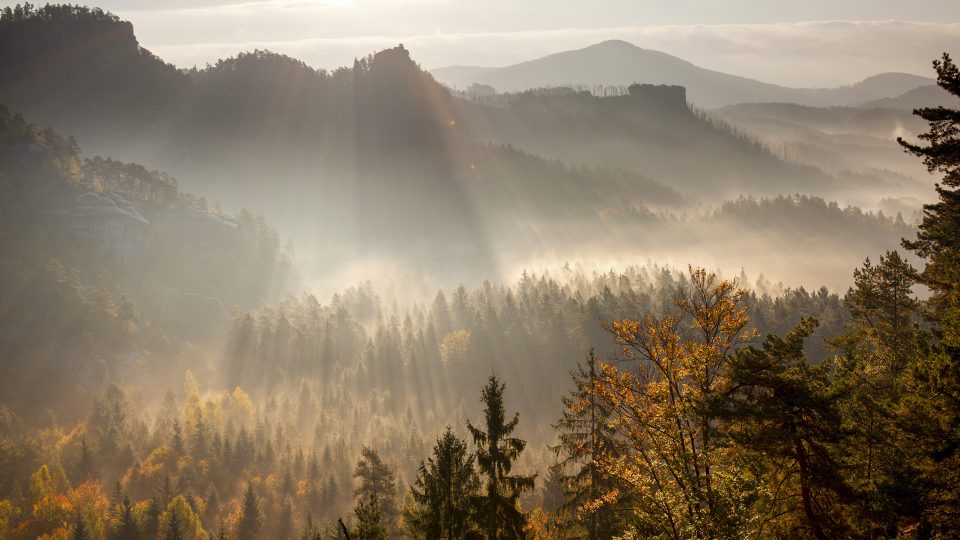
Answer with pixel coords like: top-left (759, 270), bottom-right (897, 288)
top-left (1, 3), bottom-right (960, 539)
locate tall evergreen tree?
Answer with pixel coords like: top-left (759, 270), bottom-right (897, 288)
top-left (468, 375), bottom-right (535, 539)
top-left (899, 52), bottom-right (960, 337)
top-left (897, 51), bottom-right (960, 536)
top-left (354, 493), bottom-right (389, 540)
top-left (724, 319), bottom-right (851, 539)
top-left (551, 349), bottom-right (623, 539)
top-left (404, 427), bottom-right (480, 539)
top-left (236, 481), bottom-right (263, 540)
top-left (353, 446), bottom-right (398, 532)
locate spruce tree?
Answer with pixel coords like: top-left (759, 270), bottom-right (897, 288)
top-left (899, 53), bottom-right (960, 337)
top-left (112, 496), bottom-right (138, 540)
top-left (468, 375), bottom-right (535, 539)
top-left (404, 427), bottom-right (480, 538)
top-left (550, 349), bottom-right (623, 539)
top-left (236, 481), bottom-right (263, 540)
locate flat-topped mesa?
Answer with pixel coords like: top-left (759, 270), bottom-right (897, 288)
top-left (627, 83), bottom-right (688, 110)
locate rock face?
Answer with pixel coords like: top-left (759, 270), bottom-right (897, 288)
top-left (66, 191), bottom-right (151, 262)
top-left (627, 84), bottom-right (688, 110)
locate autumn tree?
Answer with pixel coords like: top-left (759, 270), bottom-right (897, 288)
top-left (403, 427), bottom-right (480, 539)
top-left (590, 267), bottom-right (760, 539)
top-left (468, 375), bottom-right (535, 539)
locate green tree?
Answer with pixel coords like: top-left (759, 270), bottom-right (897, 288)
top-left (897, 51), bottom-right (960, 536)
top-left (354, 493), bottom-right (389, 540)
top-left (723, 319), bottom-right (851, 539)
top-left (468, 375), bottom-right (535, 539)
top-left (353, 446), bottom-right (398, 532)
top-left (236, 481), bottom-right (263, 540)
top-left (404, 427), bottom-right (480, 539)
top-left (838, 251), bottom-right (920, 369)
top-left (899, 52), bottom-right (960, 338)
top-left (160, 495), bottom-right (206, 540)
top-left (550, 349), bottom-right (623, 539)
top-left (831, 253), bottom-right (924, 535)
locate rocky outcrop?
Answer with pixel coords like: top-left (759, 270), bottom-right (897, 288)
top-left (627, 84), bottom-right (688, 110)
top-left (65, 191), bottom-right (151, 262)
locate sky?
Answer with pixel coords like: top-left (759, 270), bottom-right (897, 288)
top-left (13, 1), bottom-right (960, 87)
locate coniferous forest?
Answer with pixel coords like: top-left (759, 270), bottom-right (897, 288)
top-left (1, 3), bottom-right (959, 539)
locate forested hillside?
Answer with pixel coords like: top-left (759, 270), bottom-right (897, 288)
top-left (0, 105), bottom-right (294, 425)
top-left (1, 2), bottom-right (959, 540)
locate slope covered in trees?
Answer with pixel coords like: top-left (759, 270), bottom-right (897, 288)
top-left (0, 5), bottom-right (881, 265)
top-left (0, 104), bottom-right (293, 424)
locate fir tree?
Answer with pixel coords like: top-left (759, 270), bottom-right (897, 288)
top-left (236, 481), bottom-right (263, 540)
top-left (404, 427), bottom-right (480, 539)
top-left (468, 375), bottom-right (535, 539)
top-left (551, 349), bottom-right (623, 539)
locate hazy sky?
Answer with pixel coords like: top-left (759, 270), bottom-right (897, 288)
top-left (17, 1), bottom-right (960, 87)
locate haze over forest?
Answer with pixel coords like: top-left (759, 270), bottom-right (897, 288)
top-left (1, 2), bottom-right (959, 539)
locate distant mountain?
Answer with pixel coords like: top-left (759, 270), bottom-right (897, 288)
top-left (861, 84), bottom-right (954, 110)
top-left (713, 102), bottom-right (931, 206)
top-left (2, 6), bottom-right (911, 284)
top-left (431, 40), bottom-right (934, 108)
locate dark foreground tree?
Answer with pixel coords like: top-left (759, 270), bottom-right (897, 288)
top-left (404, 427), bottom-right (480, 538)
top-left (897, 51), bottom-right (960, 536)
top-left (468, 375), bottom-right (535, 539)
top-left (724, 319), bottom-right (851, 539)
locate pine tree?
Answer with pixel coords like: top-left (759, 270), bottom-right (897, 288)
top-left (897, 51), bottom-right (960, 536)
top-left (163, 510), bottom-right (183, 540)
top-left (300, 513), bottom-right (321, 540)
top-left (236, 481), bottom-right (263, 540)
top-left (551, 349), bottom-right (622, 539)
top-left (76, 437), bottom-right (95, 480)
top-left (468, 375), bottom-right (535, 539)
top-left (723, 319), bottom-right (851, 539)
top-left (899, 53), bottom-right (960, 337)
top-left (404, 427), bottom-right (480, 539)
top-left (353, 493), bottom-right (389, 540)
top-left (353, 446), bottom-right (397, 531)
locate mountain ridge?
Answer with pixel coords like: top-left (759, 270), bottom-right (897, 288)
top-left (431, 39), bottom-right (933, 108)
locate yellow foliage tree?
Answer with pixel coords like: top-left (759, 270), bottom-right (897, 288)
top-left (590, 267), bottom-right (762, 539)
top-left (159, 495), bottom-right (207, 540)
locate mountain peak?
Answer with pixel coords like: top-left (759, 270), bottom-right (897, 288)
top-left (587, 39), bottom-right (637, 50)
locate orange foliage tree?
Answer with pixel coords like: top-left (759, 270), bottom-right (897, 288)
top-left (588, 267), bottom-right (765, 539)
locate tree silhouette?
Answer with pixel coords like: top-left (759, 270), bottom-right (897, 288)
top-left (468, 375), bottom-right (535, 539)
